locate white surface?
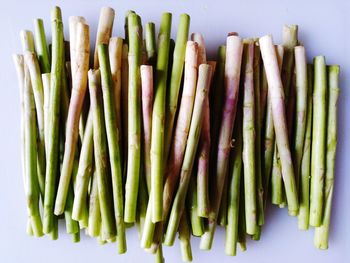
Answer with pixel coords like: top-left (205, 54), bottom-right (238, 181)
top-left (0, 0), bottom-right (349, 262)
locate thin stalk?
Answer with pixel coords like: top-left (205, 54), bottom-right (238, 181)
top-left (98, 44), bottom-right (127, 253)
top-left (178, 213), bottom-right (193, 262)
top-left (88, 171), bottom-right (101, 237)
top-left (88, 69), bottom-right (116, 239)
top-left (310, 56), bottom-right (327, 227)
top-left (259, 35), bottom-right (299, 215)
top-left (72, 113), bottom-right (93, 221)
top-left (225, 96), bottom-right (243, 256)
top-left (314, 65), bottom-right (339, 248)
top-left (23, 65), bottom-right (43, 237)
top-left (188, 171), bottom-right (204, 236)
top-left (141, 65), bottom-right (154, 191)
top-left (200, 35), bottom-right (243, 250)
top-left (164, 64), bottom-right (212, 246)
top-left (24, 51), bottom-right (46, 198)
top-left (55, 22), bottom-right (90, 215)
top-left (298, 64), bottom-right (313, 230)
top-left (43, 7), bottom-right (64, 234)
top-left (164, 14), bottom-right (190, 162)
top-left (121, 43), bottom-right (129, 178)
top-left (124, 13), bottom-right (142, 223)
top-left (150, 12), bottom-right (172, 223)
top-left (34, 19), bottom-right (50, 73)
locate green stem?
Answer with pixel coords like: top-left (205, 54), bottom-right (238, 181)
top-left (43, 6), bottom-right (64, 234)
top-left (124, 13), bottom-right (142, 223)
top-left (178, 213), bottom-right (193, 262)
top-left (34, 18), bottom-right (51, 73)
top-left (145, 22), bottom-right (157, 66)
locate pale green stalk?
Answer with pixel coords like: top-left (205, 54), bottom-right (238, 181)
top-left (298, 64), bottom-right (313, 230)
top-left (145, 22), bottom-right (157, 66)
top-left (88, 171), bottom-right (101, 237)
top-left (310, 56), bottom-right (327, 227)
top-left (178, 213), bottom-right (193, 262)
top-left (20, 30), bottom-right (35, 53)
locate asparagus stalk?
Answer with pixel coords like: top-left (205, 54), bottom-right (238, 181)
top-left (242, 40), bottom-right (257, 235)
top-left (34, 19), bottom-right (50, 73)
top-left (93, 7), bottom-right (115, 68)
top-left (263, 45), bottom-right (284, 206)
top-left (259, 35), bottom-right (299, 215)
top-left (20, 30), bottom-right (35, 53)
top-left (124, 13), bottom-right (142, 223)
top-left (24, 51), bottom-right (46, 197)
top-left (164, 64), bottom-right (212, 246)
top-left (200, 35), bottom-right (243, 250)
top-left (55, 22), bottom-right (90, 215)
top-left (141, 65), bottom-right (154, 191)
top-left (23, 65), bottom-right (43, 237)
top-left (225, 95), bottom-right (243, 256)
top-left (163, 14), bottom-right (190, 162)
top-left (43, 7), bottom-right (64, 233)
top-left (150, 12), bottom-right (172, 222)
top-left (178, 213), bottom-right (193, 262)
top-left (145, 22), bottom-right (157, 66)
top-left (298, 64), bottom-right (313, 230)
top-left (89, 69), bottom-right (116, 239)
top-left (314, 65), bottom-right (340, 248)
top-left (72, 113), bottom-right (93, 221)
top-left (310, 56), bottom-right (327, 227)
top-left (98, 44), bottom-right (127, 253)
top-left (293, 46), bottom-right (308, 191)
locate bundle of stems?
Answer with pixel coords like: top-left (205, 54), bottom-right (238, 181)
top-left (14, 6), bottom-right (341, 262)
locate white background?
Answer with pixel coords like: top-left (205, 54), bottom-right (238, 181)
top-left (0, 0), bottom-right (349, 262)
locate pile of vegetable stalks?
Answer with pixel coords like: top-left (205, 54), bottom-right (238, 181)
top-left (13, 6), bottom-right (340, 262)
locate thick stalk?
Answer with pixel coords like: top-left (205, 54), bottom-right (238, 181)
top-left (124, 13), bottom-right (142, 223)
top-left (242, 40), bottom-right (257, 234)
top-left (150, 12), bottom-right (172, 222)
top-left (200, 35), bottom-right (243, 250)
top-left (310, 56), bottom-right (327, 226)
top-left (259, 35), bottom-right (299, 215)
top-left (93, 7), bottom-right (115, 68)
top-left (163, 14), bottom-right (190, 162)
top-left (298, 64), bottom-right (313, 230)
top-left (34, 19), bottom-right (50, 73)
top-left (164, 64), bottom-right (212, 246)
top-left (98, 44), bottom-right (127, 253)
top-left (88, 69), bottom-right (116, 239)
top-left (314, 65), bottom-right (339, 248)
top-left (55, 22), bottom-right (90, 215)
top-left (20, 30), bottom-right (35, 53)
top-left (43, 7), bottom-right (64, 234)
